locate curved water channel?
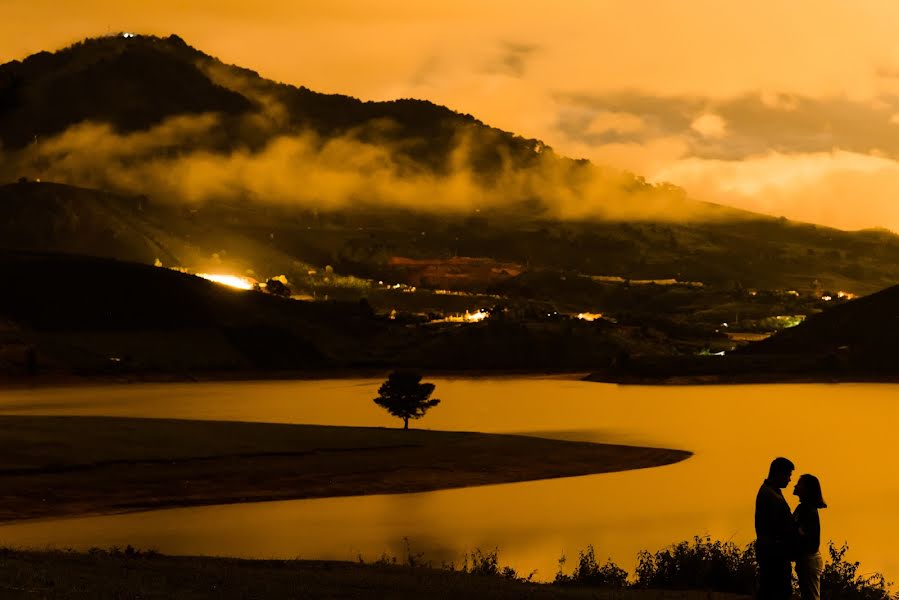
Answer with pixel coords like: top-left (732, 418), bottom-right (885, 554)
top-left (0, 377), bottom-right (894, 581)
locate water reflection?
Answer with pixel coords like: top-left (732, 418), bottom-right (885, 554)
top-left (0, 379), bottom-right (895, 581)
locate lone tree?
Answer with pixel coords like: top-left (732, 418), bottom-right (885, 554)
top-left (373, 371), bottom-right (440, 430)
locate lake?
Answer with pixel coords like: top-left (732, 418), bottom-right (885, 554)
top-left (0, 377), bottom-right (893, 581)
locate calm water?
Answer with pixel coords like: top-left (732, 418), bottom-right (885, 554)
top-left (0, 378), bottom-right (894, 581)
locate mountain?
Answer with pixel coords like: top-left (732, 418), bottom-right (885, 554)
top-left (2, 34), bottom-right (899, 300)
top-left (0, 34), bottom-right (546, 175)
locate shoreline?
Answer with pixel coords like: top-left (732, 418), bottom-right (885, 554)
top-left (0, 369), bottom-right (592, 390)
top-left (0, 416), bottom-right (690, 524)
top-left (584, 371), bottom-right (899, 385)
top-left (7, 368), bottom-right (899, 390)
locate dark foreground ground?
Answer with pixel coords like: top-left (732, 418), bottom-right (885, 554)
top-left (0, 549), bottom-right (751, 600)
top-left (0, 416), bottom-right (689, 522)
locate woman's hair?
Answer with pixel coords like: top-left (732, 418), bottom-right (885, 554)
top-left (798, 474), bottom-right (827, 509)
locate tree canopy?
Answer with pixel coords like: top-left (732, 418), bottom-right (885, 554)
top-left (373, 371), bottom-right (440, 429)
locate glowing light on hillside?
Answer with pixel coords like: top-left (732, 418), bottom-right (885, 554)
top-left (837, 291), bottom-right (857, 300)
top-left (576, 312), bottom-right (603, 322)
top-left (465, 309), bottom-right (489, 322)
top-left (429, 309), bottom-right (490, 324)
top-left (196, 273), bottom-right (255, 290)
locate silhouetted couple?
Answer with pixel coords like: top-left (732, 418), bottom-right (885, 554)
top-left (755, 457), bottom-right (827, 600)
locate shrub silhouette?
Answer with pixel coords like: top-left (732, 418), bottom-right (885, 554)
top-left (555, 545), bottom-right (628, 588)
top-left (633, 536), bottom-right (756, 594)
top-left (822, 542), bottom-right (895, 600)
top-left (373, 370), bottom-right (440, 429)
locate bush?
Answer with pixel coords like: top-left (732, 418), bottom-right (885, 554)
top-left (822, 542), bottom-right (896, 600)
top-left (554, 545), bottom-right (629, 588)
top-left (462, 548), bottom-right (531, 581)
top-left (633, 536), bottom-right (756, 594)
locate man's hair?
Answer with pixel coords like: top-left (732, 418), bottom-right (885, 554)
top-left (769, 457), bottom-right (795, 476)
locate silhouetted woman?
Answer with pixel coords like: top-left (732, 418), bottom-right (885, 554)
top-left (793, 474), bottom-right (827, 600)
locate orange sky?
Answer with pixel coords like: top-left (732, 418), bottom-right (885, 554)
top-left (6, 1), bottom-right (899, 230)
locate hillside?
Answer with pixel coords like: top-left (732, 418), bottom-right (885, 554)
top-left (4, 179), bottom-right (899, 298)
top-left (3, 33), bottom-right (899, 359)
top-left (0, 251), bottom-right (663, 377)
top-left (582, 284), bottom-right (899, 383)
top-left (740, 283), bottom-right (899, 372)
top-left (0, 250), bottom-right (380, 374)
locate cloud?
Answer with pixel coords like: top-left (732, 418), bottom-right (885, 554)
top-left (554, 91), bottom-right (899, 161)
top-left (653, 150), bottom-right (899, 231)
top-left (540, 88), bottom-right (899, 231)
top-left (690, 114), bottom-right (727, 139)
top-left (484, 42), bottom-right (540, 78)
top-left (4, 110), bottom-right (725, 223)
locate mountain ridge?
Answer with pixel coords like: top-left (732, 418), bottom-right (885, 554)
top-left (0, 33), bottom-right (548, 175)
top-left (3, 34), bottom-right (899, 298)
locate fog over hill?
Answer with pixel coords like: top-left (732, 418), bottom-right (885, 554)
top-left (0, 33), bottom-right (735, 222)
top-left (3, 34), bottom-right (899, 297)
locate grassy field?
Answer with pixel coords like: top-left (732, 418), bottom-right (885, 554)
top-left (0, 416), bottom-right (690, 522)
top-left (0, 548), bottom-right (750, 600)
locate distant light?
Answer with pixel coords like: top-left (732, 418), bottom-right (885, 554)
top-left (430, 309), bottom-right (490, 324)
top-left (576, 312), bottom-right (603, 322)
top-left (466, 309), bottom-right (489, 322)
top-left (122, 32), bottom-right (135, 38)
top-left (822, 295), bottom-right (833, 301)
top-left (196, 273), bottom-right (255, 290)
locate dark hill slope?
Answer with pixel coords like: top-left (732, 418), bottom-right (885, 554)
top-left (742, 284), bottom-right (899, 371)
top-left (5, 180), bottom-right (899, 296)
top-left (0, 251), bottom-right (383, 372)
top-left (0, 251), bottom-right (651, 376)
top-left (0, 181), bottom-right (176, 264)
top-left (0, 180), bottom-right (321, 278)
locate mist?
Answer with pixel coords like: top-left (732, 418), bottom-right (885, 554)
top-left (5, 110), bottom-right (730, 223)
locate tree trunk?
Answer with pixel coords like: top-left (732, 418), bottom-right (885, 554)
top-left (403, 418), bottom-right (409, 430)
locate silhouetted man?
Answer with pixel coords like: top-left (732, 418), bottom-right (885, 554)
top-left (755, 457), bottom-right (796, 600)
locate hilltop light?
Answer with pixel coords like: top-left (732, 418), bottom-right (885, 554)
top-left (195, 273), bottom-right (255, 290)
top-left (122, 32), bottom-right (135, 38)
